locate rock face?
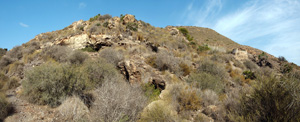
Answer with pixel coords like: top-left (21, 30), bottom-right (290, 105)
top-left (151, 77), bottom-right (166, 91)
top-left (122, 14), bottom-right (136, 24)
top-left (71, 20), bottom-right (87, 31)
top-left (56, 34), bottom-right (90, 49)
top-left (232, 48), bottom-right (249, 61)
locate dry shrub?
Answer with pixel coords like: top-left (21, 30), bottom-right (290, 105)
top-left (145, 56), bottom-right (156, 67)
top-left (243, 60), bottom-right (258, 71)
top-left (41, 45), bottom-right (71, 62)
top-left (230, 69), bottom-right (250, 85)
top-left (232, 59), bottom-right (245, 69)
top-left (99, 48), bottom-right (124, 66)
top-left (179, 63), bottom-right (191, 76)
top-left (2, 76), bottom-right (20, 90)
top-left (0, 72), bottom-right (9, 90)
top-left (197, 60), bottom-right (227, 79)
top-left (154, 50), bottom-right (190, 76)
top-left (23, 50), bottom-right (40, 64)
top-left (0, 93), bottom-right (12, 121)
top-left (23, 41), bottom-right (40, 55)
top-left (187, 72), bottom-right (224, 94)
top-left (7, 61), bottom-right (24, 78)
top-left (0, 56), bottom-right (15, 68)
top-left (202, 89), bottom-right (220, 107)
top-left (81, 58), bottom-right (121, 86)
top-left (98, 14), bottom-right (112, 20)
top-left (211, 54), bottom-right (234, 63)
top-left (6, 46), bottom-right (23, 60)
top-left (177, 86), bottom-right (202, 112)
top-left (139, 101), bottom-right (177, 122)
top-left (58, 96), bottom-right (89, 121)
top-left (227, 75), bottom-right (300, 122)
top-left (91, 81), bottom-right (147, 122)
top-left (67, 50), bottom-right (89, 65)
top-left (166, 84), bottom-right (202, 113)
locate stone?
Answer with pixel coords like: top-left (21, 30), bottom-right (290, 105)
top-left (122, 14), bottom-right (136, 24)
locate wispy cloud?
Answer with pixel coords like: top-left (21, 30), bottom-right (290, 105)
top-left (181, 0), bottom-right (300, 65)
top-left (79, 2), bottom-right (87, 9)
top-left (19, 22), bottom-right (29, 28)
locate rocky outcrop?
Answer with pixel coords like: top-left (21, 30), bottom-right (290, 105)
top-left (118, 60), bottom-right (141, 83)
top-left (71, 20), bottom-right (88, 31)
top-left (122, 14), bottom-right (136, 24)
top-left (151, 77), bottom-right (166, 91)
top-left (231, 48), bottom-right (249, 61)
top-left (55, 34), bottom-right (90, 49)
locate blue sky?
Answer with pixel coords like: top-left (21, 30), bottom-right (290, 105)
top-left (0, 0), bottom-right (300, 65)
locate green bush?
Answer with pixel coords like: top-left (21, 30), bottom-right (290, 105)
top-left (0, 93), bottom-right (11, 121)
top-left (142, 83), bottom-right (160, 101)
top-left (89, 14), bottom-right (100, 22)
top-left (178, 27), bottom-right (193, 41)
top-left (126, 22), bottom-right (138, 31)
top-left (258, 52), bottom-right (268, 60)
top-left (197, 44), bottom-right (210, 52)
top-left (22, 62), bottom-right (88, 107)
top-left (243, 70), bottom-right (256, 80)
top-left (228, 75), bottom-right (300, 121)
top-left (120, 14), bottom-right (125, 22)
top-left (22, 58), bottom-right (120, 107)
top-left (81, 46), bottom-right (96, 52)
top-left (281, 63), bottom-right (293, 74)
top-left (103, 21), bottom-right (109, 28)
top-left (278, 56), bottom-right (287, 62)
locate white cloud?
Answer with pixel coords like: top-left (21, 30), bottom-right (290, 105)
top-left (181, 0), bottom-right (300, 65)
top-left (79, 2), bottom-right (87, 9)
top-left (19, 22), bottom-right (29, 28)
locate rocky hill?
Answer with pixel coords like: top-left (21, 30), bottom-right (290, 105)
top-left (0, 14), bottom-right (300, 122)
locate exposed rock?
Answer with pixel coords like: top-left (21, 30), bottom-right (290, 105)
top-left (231, 48), bottom-right (249, 61)
top-left (122, 14), bottom-right (136, 24)
top-left (252, 55), bottom-right (273, 68)
top-left (170, 28), bottom-right (179, 36)
top-left (71, 20), bottom-right (87, 31)
top-left (56, 34), bottom-right (90, 49)
top-left (118, 60), bottom-right (141, 83)
top-left (151, 77), bottom-right (166, 91)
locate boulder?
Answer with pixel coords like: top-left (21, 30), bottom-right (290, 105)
top-left (151, 77), bottom-right (166, 91)
top-left (122, 14), bottom-right (136, 24)
top-left (170, 28), bottom-right (179, 36)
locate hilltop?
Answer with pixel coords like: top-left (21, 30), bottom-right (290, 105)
top-left (0, 14), bottom-right (300, 122)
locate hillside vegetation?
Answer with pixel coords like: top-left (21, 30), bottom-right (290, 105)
top-left (0, 14), bottom-right (299, 122)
